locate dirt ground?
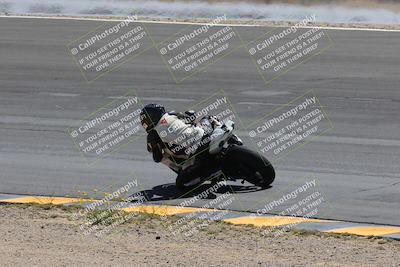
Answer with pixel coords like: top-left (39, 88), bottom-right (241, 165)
top-left (0, 204), bottom-right (399, 267)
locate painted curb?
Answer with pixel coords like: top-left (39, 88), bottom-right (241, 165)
top-left (1, 193), bottom-right (399, 240)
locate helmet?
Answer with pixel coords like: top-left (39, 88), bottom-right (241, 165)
top-left (140, 103), bottom-right (166, 132)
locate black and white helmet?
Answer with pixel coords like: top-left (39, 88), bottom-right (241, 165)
top-left (140, 103), bottom-right (166, 132)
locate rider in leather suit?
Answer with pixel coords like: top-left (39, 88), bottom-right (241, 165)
top-left (140, 103), bottom-right (219, 190)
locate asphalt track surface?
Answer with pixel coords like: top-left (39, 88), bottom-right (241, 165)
top-left (0, 17), bottom-right (399, 226)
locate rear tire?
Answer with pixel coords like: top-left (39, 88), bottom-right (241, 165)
top-left (222, 146), bottom-right (275, 187)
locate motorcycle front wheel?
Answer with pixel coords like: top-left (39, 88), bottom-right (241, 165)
top-left (222, 145), bottom-right (275, 187)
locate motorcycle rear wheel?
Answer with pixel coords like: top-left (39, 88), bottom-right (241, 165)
top-left (222, 145), bottom-right (275, 187)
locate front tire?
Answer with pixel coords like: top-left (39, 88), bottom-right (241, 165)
top-left (222, 146), bottom-right (275, 187)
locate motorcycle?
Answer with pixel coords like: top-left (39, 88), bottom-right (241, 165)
top-left (161, 115), bottom-right (275, 192)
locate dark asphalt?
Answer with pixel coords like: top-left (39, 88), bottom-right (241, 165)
top-left (0, 17), bottom-right (399, 225)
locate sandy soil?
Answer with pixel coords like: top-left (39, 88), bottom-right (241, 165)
top-left (0, 204), bottom-right (399, 267)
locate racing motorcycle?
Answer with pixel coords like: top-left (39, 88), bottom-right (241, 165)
top-left (163, 114), bottom-right (275, 191)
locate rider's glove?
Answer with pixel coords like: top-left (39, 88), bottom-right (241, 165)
top-left (147, 130), bottom-right (164, 163)
top-left (209, 116), bottom-right (221, 128)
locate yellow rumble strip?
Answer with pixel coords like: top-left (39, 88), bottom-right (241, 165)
top-left (223, 216), bottom-right (324, 227)
top-left (325, 226), bottom-right (400, 236)
top-left (1, 193), bottom-right (399, 240)
top-left (0, 196), bottom-right (88, 205)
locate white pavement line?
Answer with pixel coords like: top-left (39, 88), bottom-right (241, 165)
top-left (236, 130), bottom-right (400, 148)
top-left (50, 93), bottom-right (80, 97)
top-left (107, 96), bottom-right (194, 102)
top-left (237, 102), bottom-right (327, 108)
